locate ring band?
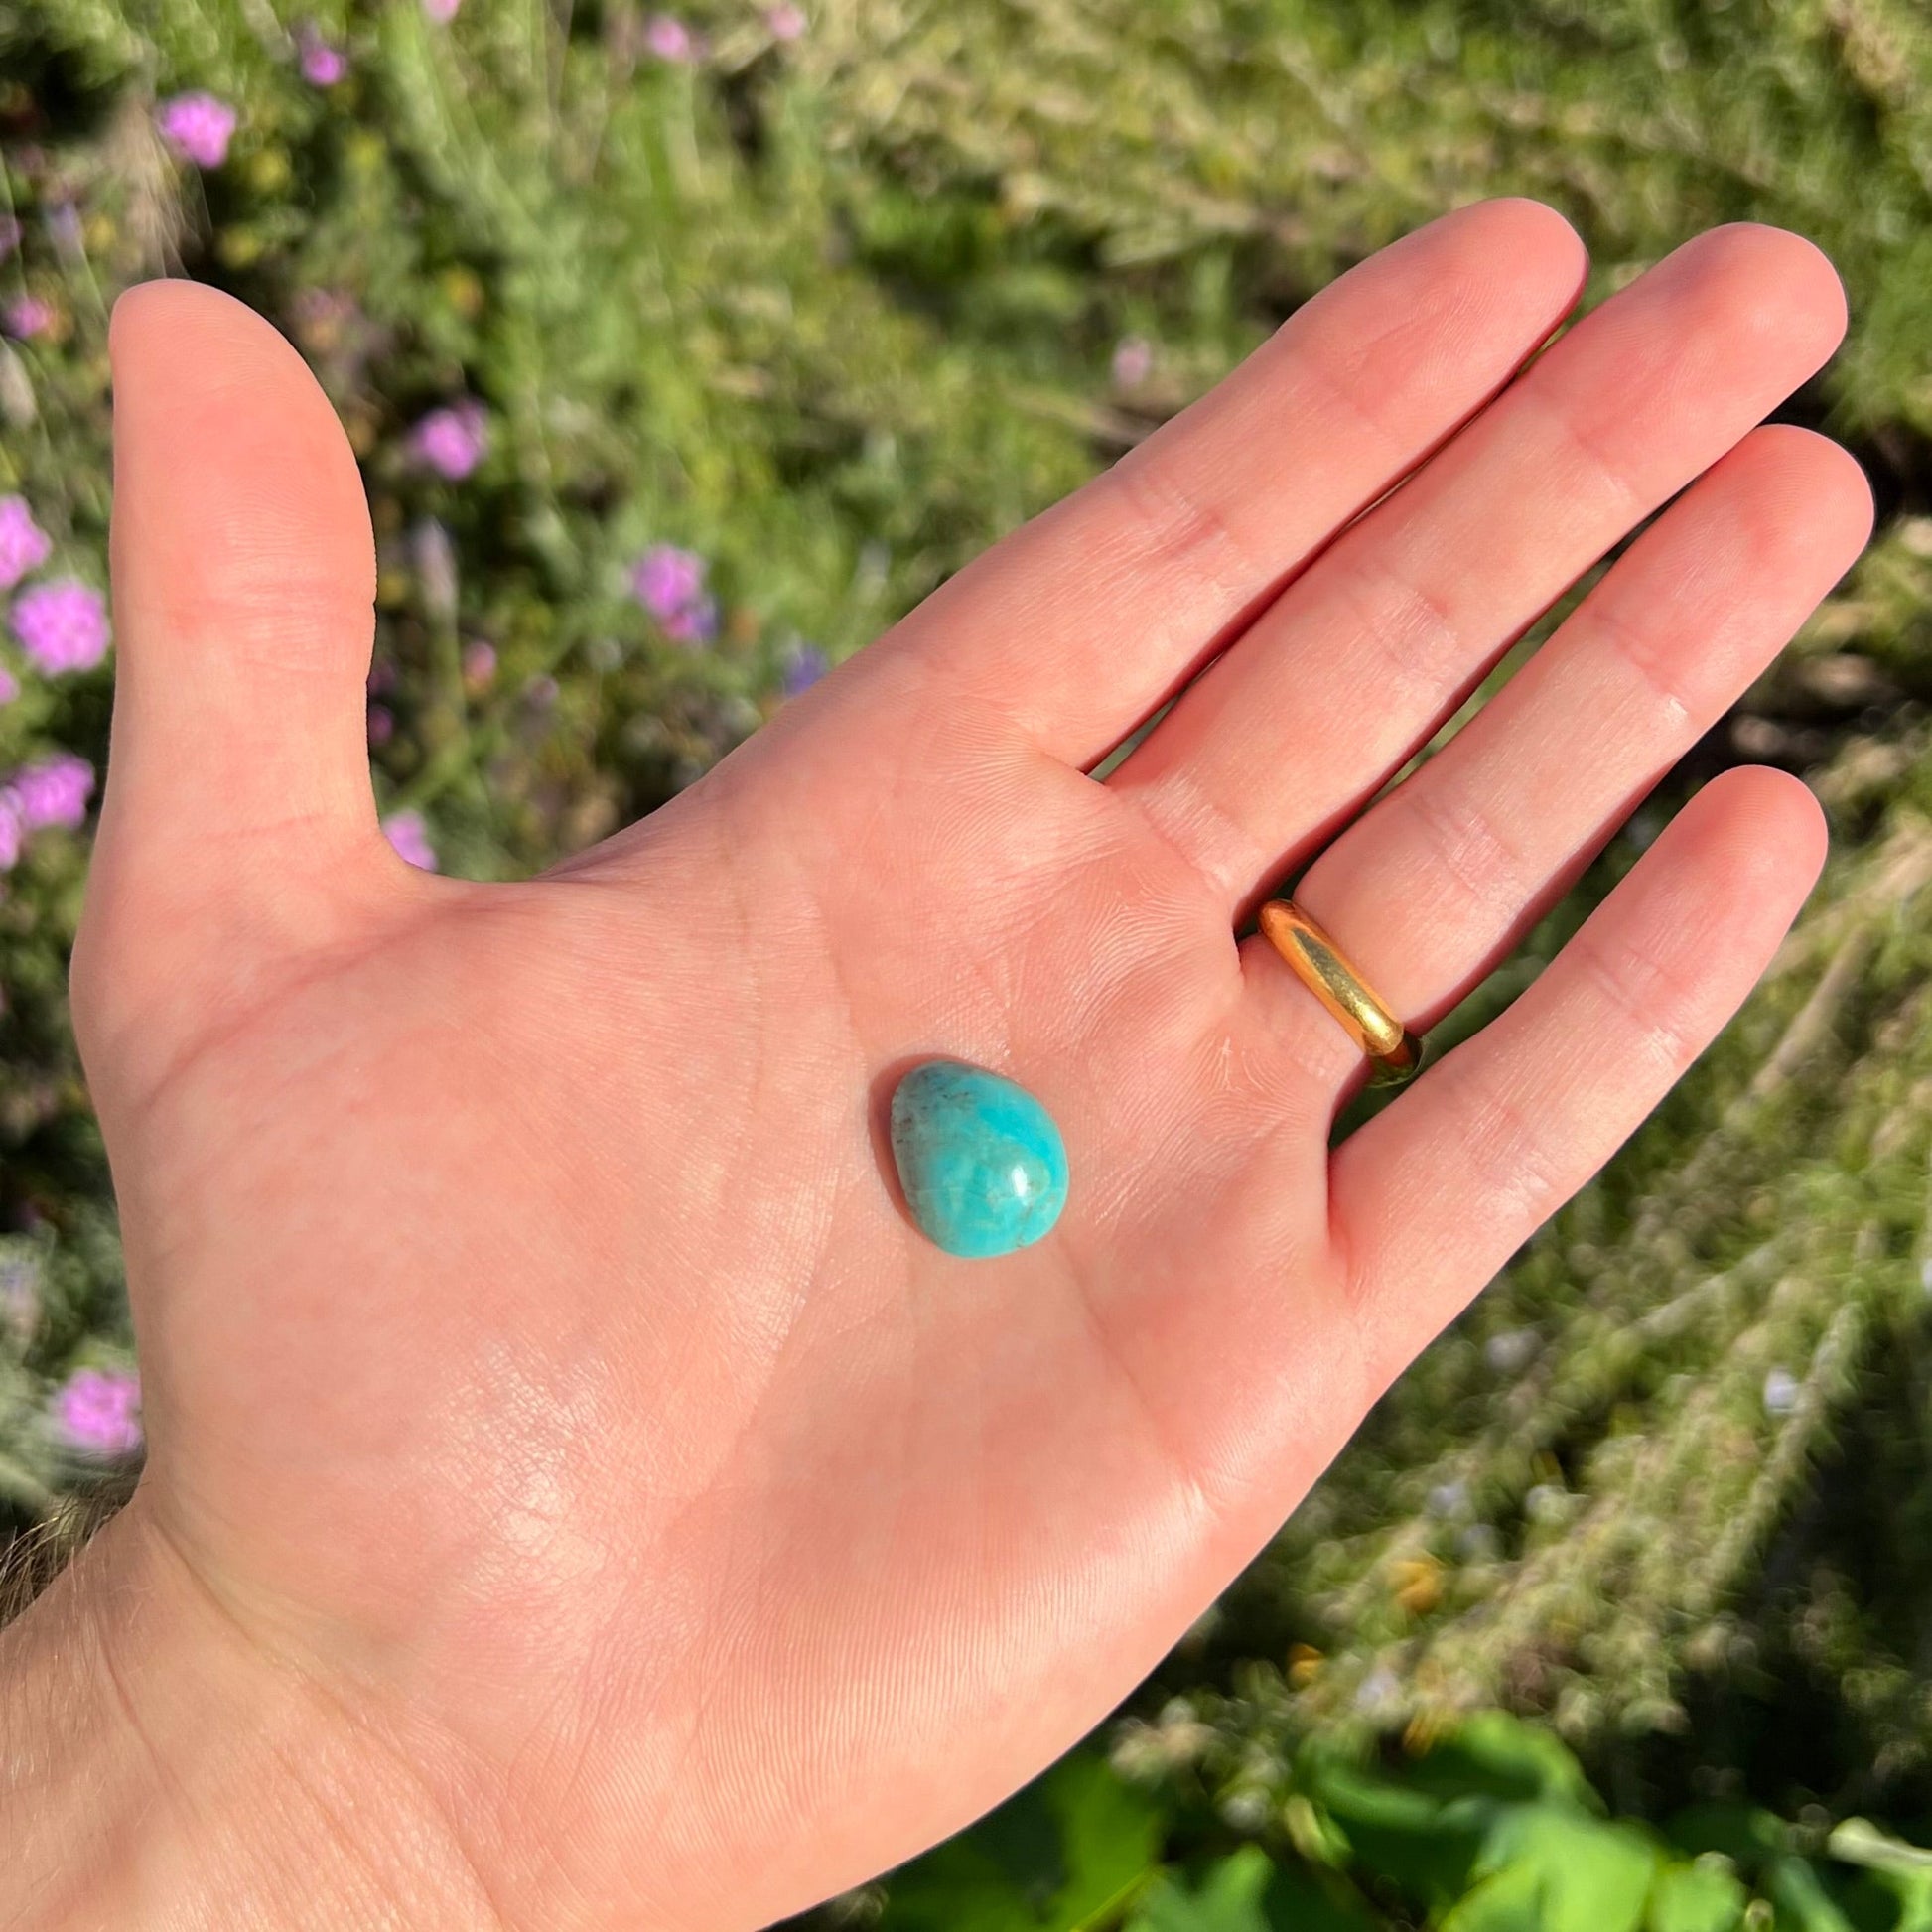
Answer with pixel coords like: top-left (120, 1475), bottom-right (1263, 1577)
top-left (1258, 899), bottom-right (1424, 1087)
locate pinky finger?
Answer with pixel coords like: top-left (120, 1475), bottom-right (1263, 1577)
top-left (1326, 765), bottom-right (1827, 1387)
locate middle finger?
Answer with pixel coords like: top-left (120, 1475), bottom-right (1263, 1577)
top-left (1107, 223), bottom-right (1849, 915)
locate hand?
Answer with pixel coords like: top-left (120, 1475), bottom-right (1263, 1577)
top-left (1, 200), bottom-right (1867, 1930)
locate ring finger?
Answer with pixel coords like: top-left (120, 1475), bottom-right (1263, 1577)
top-left (1242, 420), bottom-right (1872, 1085)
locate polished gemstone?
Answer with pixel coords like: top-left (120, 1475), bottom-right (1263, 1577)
top-left (889, 1059), bottom-right (1069, 1259)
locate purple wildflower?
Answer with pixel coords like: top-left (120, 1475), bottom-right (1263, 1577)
top-left (662, 595), bottom-right (717, 645)
top-left (9, 753), bottom-right (94, 830)
top-left (1111, 335), bottom-right (1153, 388)
top-left (422, 0), bottom-right (462, 18)
top-left (12, 579), bottom-right (108, 673)
top-left (0, 667), bottom-right (18, 706)
top-left (408, 401), bottom-right (487, 481)
top-left (461, 638), bottom-right (497, 691)
top-left (0, 496), bottom-right (51, 589)
top-left (632, 543), bottom-right (716, 642)
top-left (782, 643), bottom-right (828, 696)
top-left (383, 809), bottom-right (439, 871)
top-left (3, 296), bottom-right (53, 340)
top-left (298, 25), bottom-right (349, 86)
top-left (156, 93), bottom-right (238, 170)
top-left (632, 544), bottom-right (705, 620)
top-left (47, 203), bottom-right (82, 254)
top-left (645, 14), bottom-right (697, 60)
top-left (524, 673), bottom-right (559, 709)
top-left (0, 795), bottom-right (20, 870)
top-left (366, 703), bottom-right (394, 747)
top-left (51, 1366), bottom-right (143, 1457)
top-left (767, 3), bottom-right (807, 37)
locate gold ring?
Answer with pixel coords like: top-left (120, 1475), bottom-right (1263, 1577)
top-left (1258, 899), bottom-right (1423, 1087)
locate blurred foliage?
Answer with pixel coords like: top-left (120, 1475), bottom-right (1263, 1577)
top-left (6, 0), bottom-right (1932, 1909)
top-left (851, 1712), bottom-right (1932, 1929)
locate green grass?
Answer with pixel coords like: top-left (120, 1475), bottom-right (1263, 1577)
top-left (9, 0), bottom-right (1932, 1909)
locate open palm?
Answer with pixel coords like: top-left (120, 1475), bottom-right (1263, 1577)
top-left (43, 200), bottom-right (1866, 1929)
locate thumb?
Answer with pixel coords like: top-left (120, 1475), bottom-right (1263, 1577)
top-left (75, 281), bottom-right (396, 1078)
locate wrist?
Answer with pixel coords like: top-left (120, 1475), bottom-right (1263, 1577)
top-left (0, 1496), bottom-right (501, 1931)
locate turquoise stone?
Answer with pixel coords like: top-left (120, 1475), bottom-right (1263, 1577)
top-left (889, 1059), bottom-right (1069, 1259)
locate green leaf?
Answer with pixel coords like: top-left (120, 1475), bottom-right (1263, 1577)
top-left (1838, 1866), bottom-right (1932, 1932)
top-left (1668, 1806), bottom-right (1795, 1876)
top-left (1764, 1855), bottom-right (1858, 1932)
top-left (1452, 1802), bottom-right (1661, 1932)
top-left (879, 1752), bottom-right (1166, 1932)
top-left (1648, 1860), bottom-right (1748, 1932)
top-left (1402, 1712), bottom-right (1600, 1812)
top-left (1123, 1846), bottom-right (1379, 1932)
top-left (1440, 1860), bottom-right (1549, 1932)
top-left (1299, 1756), bottom-right (1492, 1905)
top-left (1127, 1849), bottom-right (1276, 1932)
